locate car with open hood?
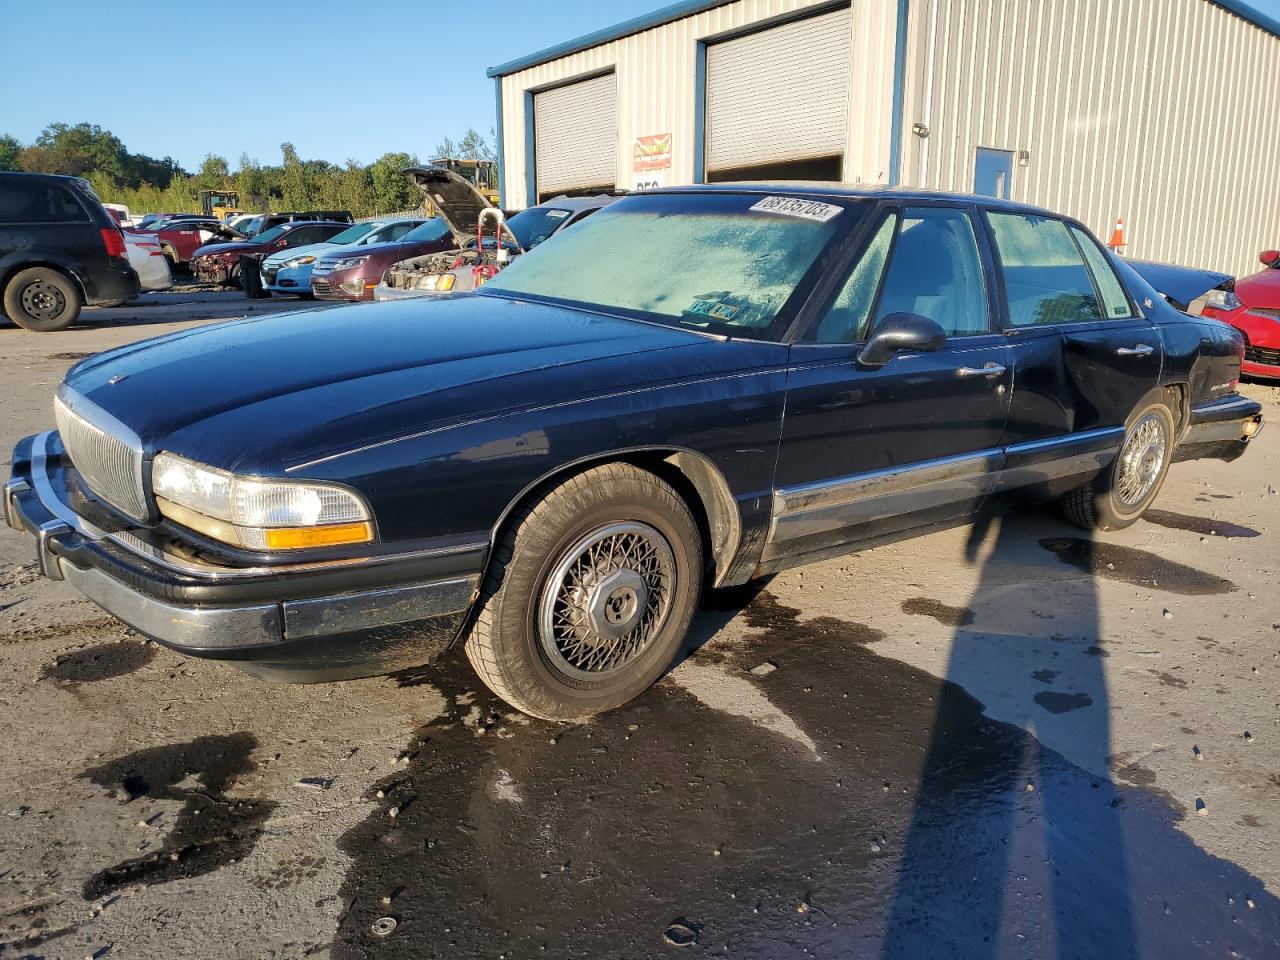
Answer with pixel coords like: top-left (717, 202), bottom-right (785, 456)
top-left (5, 185), bottom-right (1262, 721)
top-left (189, 220), bottom-right (352, 287)
top-left (130, 217), bottom-right (245, 267)
top-left (377, 169), bottom-right (617, 299)
top-left (261, 218), bottom-right (427, 297)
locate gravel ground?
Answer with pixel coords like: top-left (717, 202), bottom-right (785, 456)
top-left (1, 291), bottom-right (1278, 959)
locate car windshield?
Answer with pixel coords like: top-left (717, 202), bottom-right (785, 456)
top-left (252, 224), bottom-right (288, 244)
top-left (401, 218), bottom-right (449, 243)
top-left (506, 206), bottom-right (573, 249)
top-left (326, 223), bottom-right (377, 245)
top-left (482, 193), bottom-right (853, 337)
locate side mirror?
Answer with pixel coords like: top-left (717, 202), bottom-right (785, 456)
top-left (857, 313), bottom-right (947, 367)
top-left (1259, 250), bottom-right (1280, 268)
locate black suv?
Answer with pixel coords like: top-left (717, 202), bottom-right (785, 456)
top-left (0, 172), bottom-right (140, 331)
top-left (241, 210), bottom-right (354, 236)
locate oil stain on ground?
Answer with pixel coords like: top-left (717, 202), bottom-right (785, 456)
top-left (901, 597), bottom-right (976, 627)
top-left (1142, 509), bottom-right (1260, 538)
top-left (40, 640), bottom-right (155, 687)
top-left (1039, 538), bottom-right (1237, 595)
top-left (330, 591), bottom-right (1279, 959)
top-left (78, 733), bottom-right (275, 900)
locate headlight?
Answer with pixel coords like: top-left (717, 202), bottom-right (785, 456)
top-left (286, 255), bottom-right (316, 267)
top-left (330, 255), bottom-right (370, 271)
top-left (152, 452), bottom-right (373, 551)
top-left (1204, 288), bottom-right (1242, 312)
top-left (415, 273), bottom-right (456, 292)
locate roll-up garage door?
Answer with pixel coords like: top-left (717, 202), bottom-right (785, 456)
top-left (534, 73), bottom-right (617, 201)
top-left (705, 6), bottom-right (852, 181)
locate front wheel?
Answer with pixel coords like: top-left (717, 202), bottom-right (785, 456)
top-left (1061, 398), bottom-right (1176, 531)
top-left (465, 463), bottom-right (703, 721)
top-left (3, 267), bottom-right (82, 332)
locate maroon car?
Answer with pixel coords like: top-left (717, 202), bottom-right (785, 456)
top-left (310, 218), bottom-right (452, 300)
top-left (189, 221), bottom-right (351, 286)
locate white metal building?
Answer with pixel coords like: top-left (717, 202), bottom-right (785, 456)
top-left (488, 0), bottom-right (1280, 277)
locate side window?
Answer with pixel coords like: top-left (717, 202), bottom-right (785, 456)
top-left (988, 213), bottom-right (1103, 327)
top-left (0, 183), bottom-right (87, 223)
top-left (813, 212), bottom-right (897, 343)
top-left (1070, 226), bottom-right (1132, 318)
top-left (871, 207), bottom-right (990, 337)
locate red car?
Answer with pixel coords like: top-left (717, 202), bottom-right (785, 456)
top-left (1200, 249), bottom-right (1280, 380)
top-left (130, 218), bottom-right (240, 266)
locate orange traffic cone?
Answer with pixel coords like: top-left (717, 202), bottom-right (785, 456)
top-left (1108, 217), bottom-right (1126, 251)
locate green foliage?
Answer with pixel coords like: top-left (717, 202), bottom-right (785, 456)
top-left (0, 134), bottom-right (22, 172)
top-left (3, 123), bottom-right (493, 219)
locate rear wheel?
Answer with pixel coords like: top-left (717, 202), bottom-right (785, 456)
top-left (3, 267), bottom-right (82, 332)
top-left (465, 463), bottom-right (703, 721)
top-left (1061, 397), bottom-right (1176, 531)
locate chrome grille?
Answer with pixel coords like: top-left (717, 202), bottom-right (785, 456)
top-left (53, 387), bottom-right (148, 520)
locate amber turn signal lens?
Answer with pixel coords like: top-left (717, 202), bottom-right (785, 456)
top-left (263, 522), bottom-right (373, 550)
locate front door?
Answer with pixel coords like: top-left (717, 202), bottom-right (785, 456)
top-left (974, 148), bottom-right (1015, 200)
top-left (984, 211), bottom-right (1164, 485)
top-left (768, 204), bottom-right (1012, 563)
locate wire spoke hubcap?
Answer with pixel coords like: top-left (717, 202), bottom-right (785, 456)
top-left (1115, 412), bottom-right (1167, 507)
top-left (538, 521), bottom-right (676, 680)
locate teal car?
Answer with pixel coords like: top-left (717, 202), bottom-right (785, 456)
top-left (261, 218), bottom-right (426, 296)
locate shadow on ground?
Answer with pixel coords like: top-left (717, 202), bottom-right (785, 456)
top-left (329, 508), bottom-right (1278, 959)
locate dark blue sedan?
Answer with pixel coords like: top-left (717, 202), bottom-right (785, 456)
top-left (5, 186), bottom-right (1263, 719)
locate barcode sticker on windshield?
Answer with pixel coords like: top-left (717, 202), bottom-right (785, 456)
top-left (749, 196), bottom-right (843, 222)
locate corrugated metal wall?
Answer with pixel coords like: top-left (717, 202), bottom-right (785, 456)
top-left (899, 0), bottom-right (1280, 277)
top-left (496, 0), bottom-right (899, 209)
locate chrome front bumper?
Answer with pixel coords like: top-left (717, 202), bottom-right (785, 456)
top-left (6, 431), bottom-right (484, 681)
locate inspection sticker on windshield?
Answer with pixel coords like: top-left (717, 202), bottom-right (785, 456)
top-left (749, 196), bottom-right (843, 222)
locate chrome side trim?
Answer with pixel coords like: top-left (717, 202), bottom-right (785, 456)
top-left (283, 575), bottom-right (479, 639)
top-left (993, 427), bottom-right (1124, 492)
top-left (767, 448), bottom-right (1004, 552)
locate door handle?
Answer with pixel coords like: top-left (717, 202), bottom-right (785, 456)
top-left (1116, 343), bottom-right (1155, 357)
top-left (956, 362), bottom-right (1007, 378)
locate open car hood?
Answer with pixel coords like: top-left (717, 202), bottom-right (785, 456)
top-left (404, 165), bottom-right (521, 252)
top-left (1126, 258), bottom-right (1233, 312)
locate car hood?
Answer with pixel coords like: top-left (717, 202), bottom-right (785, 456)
top-left (1126, 258), bottom-right (1232, 311)
top-left (61, 296), bottom-right (734, 475)
top-left (191, 240), bottom-right (262, 258)
top-left (314, 238), bottom-right (409, 265)
top-left (404, 165), bottom-right (520, 251)
top-left (263, 241), bottom-right (340, 266)
top-left (1234, 267), bottom-right (1280, 308)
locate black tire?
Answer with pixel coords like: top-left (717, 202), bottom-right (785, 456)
top-left (465, 463), bottom-right (703, 721)
top-left (2, 267), bottom-right (82, 332)
top-left (1061, 397), bottom-right (1176, 531)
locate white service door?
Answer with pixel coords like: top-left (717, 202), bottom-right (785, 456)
top-left (706, 6), bottom-right (853, 176)
top-left (534, 73), bottom-right (618, 199)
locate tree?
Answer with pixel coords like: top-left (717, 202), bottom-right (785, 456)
top-left (369, 151), bottom-right (418, 215)
top-left (458, 127), bottom-right (495, 163)
top-left (193, 154), bottom-right (231, 191)
top-left (235, 154), bottom-right (270, 212)
top-left (0, 134), bottom-right (20, 172)
top-left (18, 122), bottom-right (127, 181)
top-left (432, 136), bottom-right (457, 160)
top-left (279, 142), bottom-right (318, 210)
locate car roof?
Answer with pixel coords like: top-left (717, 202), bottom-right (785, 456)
top-left (279, 220), bottom-right (351, 229)
top-left (650, 182), bottom-right (1059, 218)
top-left (535, 194), bottom-right (621, 213)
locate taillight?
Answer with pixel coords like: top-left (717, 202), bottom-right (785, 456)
top-left (100, 227), bottom-right (127, 260)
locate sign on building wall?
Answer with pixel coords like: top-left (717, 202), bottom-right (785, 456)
top-left (632, 132), bottom-right (672, 190)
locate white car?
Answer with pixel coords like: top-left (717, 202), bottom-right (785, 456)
top-left (124, 231), bottom-right (173, 292)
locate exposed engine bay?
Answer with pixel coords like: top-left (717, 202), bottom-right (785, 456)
top-left (383, 203), bottom-right (518, 294)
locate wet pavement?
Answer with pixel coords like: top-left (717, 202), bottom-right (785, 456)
top-left (0, 302), bottom-right (1278, 958)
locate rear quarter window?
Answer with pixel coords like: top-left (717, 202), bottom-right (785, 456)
top-left (988, 213), bottom-right (1103, 327)
top-left (0, 182), bottom-right (90, 224)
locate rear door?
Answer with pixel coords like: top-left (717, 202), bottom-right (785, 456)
top-left (984, 211), bottom-right (1162, 484)
top-left (769, 203), bottom-right (1012, 562)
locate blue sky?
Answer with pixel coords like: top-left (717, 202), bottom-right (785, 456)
top-left (3, 0), bottom-right (1279, 171)
top-left (0, 0), bottom-right (658, 170)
